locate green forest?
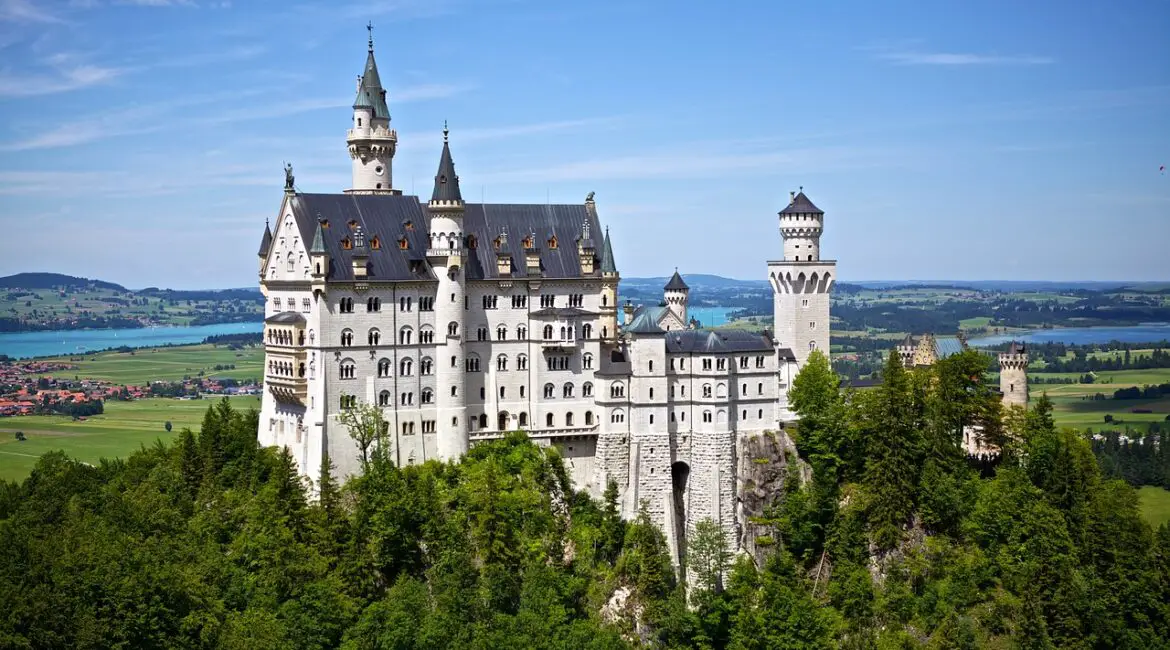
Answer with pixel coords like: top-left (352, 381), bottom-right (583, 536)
top-left (2, 350), bottom-right (1169, 648)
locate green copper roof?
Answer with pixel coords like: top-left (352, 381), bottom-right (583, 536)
top-left (353, 49), bottom-right (390, 120)
top-left (310, 220), bottom-right (327, 254)
top-left (600, 227), bottom-right (617, 274)
top-left (257, 221), bottom-right (272, 256)
top-left (431, 129), bottom-right (463, 203)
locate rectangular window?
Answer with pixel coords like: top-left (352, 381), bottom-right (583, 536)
top-left (422, 420), bottom-right (436, 434)
top-left (302, 298), bottom-right (311, 312)
top-left (810, 321), bottom-right (816, 330)
top-left (801, 299), bottom-right (809, 308)
top-left (419, 297), bottom-right (434, 311)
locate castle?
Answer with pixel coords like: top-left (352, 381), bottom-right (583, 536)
top-left (255, 30), bottom-right (834, 569)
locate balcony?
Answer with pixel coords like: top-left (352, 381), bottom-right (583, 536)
top-left (426, 247), bottom-right (463, 260)
top-left (539, 337), bottom-right (579, 351)
top-left (470, 424), bottom-right (599, 442)
top-left (346, 127), bottom-right (397, 141)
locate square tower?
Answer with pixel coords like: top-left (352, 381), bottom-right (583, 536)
top-left (767, 190), bottom-right (835, 370)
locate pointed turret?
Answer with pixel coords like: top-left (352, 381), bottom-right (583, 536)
top-left (258, 220), bottom-right (272, 257)
top-left (353, 28), bottom-right (390, 120)
top-left (310, 219), bottom-right (327, 255)
top-left (600, 227), bottom-right (617, 276)
top-left (430, 123), bottom-right (463, 205)
top-left (346, 22), bottom-right (397, 195)
top-left (664, 269), bottom-right (688, 291)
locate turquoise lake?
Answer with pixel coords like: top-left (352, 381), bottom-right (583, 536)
top-left (967, 323), bottom-right (1170, 347)
top-left (0, 322), bottom-right (265, 360)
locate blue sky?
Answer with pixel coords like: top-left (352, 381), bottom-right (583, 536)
top-left (0, 0), bottom-right (1167, 289)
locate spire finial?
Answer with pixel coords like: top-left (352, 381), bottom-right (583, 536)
top-left (443, 120), bottom-right (449, 143)
top-left (799, 185), bottom-right (803, 193)
top-left (367, 21), bottom-right (373, 52)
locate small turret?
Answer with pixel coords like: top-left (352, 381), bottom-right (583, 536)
top-left (663, 268), bottom-right (689, 326)
top-left (346, 23), bottom-right (397, 195)
top-left (309, 218), bottom-right (329, 297)
top-left (779, 187), bottom-right (824, 262)
top-left (429, 122), bottom-right (464, 208)
top-left (599, 226), bottom-right (619, 341)
top-left (257, 220), bottom-right (272, 275)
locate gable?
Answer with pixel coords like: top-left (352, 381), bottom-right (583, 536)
top-left (263, 196), bottom-right (312, 283)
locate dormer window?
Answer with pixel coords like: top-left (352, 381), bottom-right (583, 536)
top-left (340, 237), bottom-right (352, 250)
top-left (347, 219), bottom-right (358, 230)
top-left (398, 237), bottom-right (409, 250)
top-left (370, 236), bottom-right (381, 250)
top-left (548, 235), bottom-right (558, 249)
top-left (439, 175), bottom-right (447, 184)
top-left (522, 235), bottom-right (533, 249)
top-left (403, 220), bottom-right (414, 231)
top-left (467, 235), bottom-right (478, 250)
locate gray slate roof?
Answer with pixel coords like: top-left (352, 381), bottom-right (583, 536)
top-left (779, 191), bottom-right (823, 215)
top-left (626, 306), bottom-right (665, 335)
top-left (265, 311), bottom-right (306, 325)
top-left (285, 193), bottom-right (604, 282)
top-left (934, 337), bottom-right (967, 359)
top-left (665, 329), bottom-right (774, 354)
top-left (664, 270), bottom-right (689, 291)
top-left (1007, 341), bottom-right (1026, 355)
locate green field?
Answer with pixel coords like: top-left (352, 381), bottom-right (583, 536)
top-left (1030, 368), bottom-right (1170, 431)
top-left (0, 395), bottom-right (260, 482)
top-left (37, 343), bottom-right (263, 384)
top-left (4, 286), bottom-right (261, 327)
top-left (1138, 486), bottom-right (1170, 528)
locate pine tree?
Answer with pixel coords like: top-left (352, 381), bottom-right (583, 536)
top-left (865, 350), bottom-right (923, 549)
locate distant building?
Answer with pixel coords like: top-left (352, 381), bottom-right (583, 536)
top-left (255, 28), bottom-right (836, 573)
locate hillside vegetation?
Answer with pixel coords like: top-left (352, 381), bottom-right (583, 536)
top-left (1, 353), bottom-right (1169, 648)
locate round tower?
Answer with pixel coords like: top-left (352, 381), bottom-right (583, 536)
top-left (999, 342), bottom-right (1029, 408)
top-left (779, 187), bottom-right (824, 262)
top-left (663, 268), bottom-right (689, 327)
top-left (346, 24), bottom-right (397, 195)
top-left (427, 124), bottom-right (468, 460)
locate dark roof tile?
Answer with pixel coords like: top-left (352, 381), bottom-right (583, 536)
top-left (779, 191), bottom-right (823, 215)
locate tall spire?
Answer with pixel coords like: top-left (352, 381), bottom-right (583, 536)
top-left (430, 123), bottom-right (463, 204)
top-left (600, 226), bottom-right (617, 274)
top-left (352, 23), bottom-right (389, 120)
top-left (257, 219), bottom-right (272, 257)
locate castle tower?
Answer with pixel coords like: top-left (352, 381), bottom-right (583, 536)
top-left (663, 269), bottom-right (689, 327)
top-left (599, 226), bottom-right (620, 342)
top-left (999, 342), bottom-right (1029, 408)
top-left (345, 24), bottom-right (398, 195)
top-left (427, 124), bottom-right (468, 460)
top-left (257, 219), bottom-right (272, 276)
top-left (767, 189), bottom-right (835, 369)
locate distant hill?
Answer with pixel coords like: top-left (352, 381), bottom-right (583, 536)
top-left (623, 274), bottom-right (769, 289)
top-left (137, 287), bottom-right (264, 302)
top-left (0, 272), bottom-right (126, 292)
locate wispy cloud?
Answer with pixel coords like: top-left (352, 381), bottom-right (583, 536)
top-left (0, 0), bottom-right (61, 22)
top-left (0, 57), bottom-right (123, 97)
top-left (872, 47), bottom-right (1054, 66)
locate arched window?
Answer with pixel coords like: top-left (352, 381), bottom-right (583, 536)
top-left (287, 257), bottom-right (295, 272)
top-left (560, 326), bottom-right (567, 340)
top-left (583, 353), bottom-right (594, 370)
top-left (448, 322), bottom-right (460, 337)
top-left (368, 328), bottom-right (381, 346)
top-left (546, 412), bottom-right (554, 427)
top-left (566, 412), bottom-right (574, 426)
top-left (517, 325), bottom-right (528, 339)
top-left (399, 357), bottom-right (413, 376)
top-left (758, 382), bottom-right (764, 395)
top-left (399, 326), bottom-right (413, 345)
top-left (496, 325), bottom-right (507, 340)
top-left (340, 329), bottom-right (354, 347)
top-left (519, 412), bottom-right (528, 427)
top-left (422, 388), bottom-right (433, 404)
top-left (717, 409), bottom-right (727, 424)
top-left (421, 357), bottom-right (433, 375)
top-left (377, 358), bottom-right (391, 377)
top-left (340, 359), bottom-right (356, 380)
top-left (465, 353), bottom-right (481, 372)
top-left (716, 383), bottom-right (727, 398)
top-left (563, 382), bottom-right (574, 398)
top-left (419, 326), bottom-right (435, 344)
top-left (497, 354), bottom-right (508, 371)
top-left (610, 408), bottom-right (625, 423)
top-left (517, 354), bottom-right (528, 370)
top-left (520, 385), bottom-right (526, 398)
top-left (582, 382), bottom-right (593, 397)
top-left (583, 324), bottom-right (592, 339)
top-left (543, 383), bottom-right (555, 399)
top-left (610, 382), bottom-right (625, 398)
top-left (479, 414), bottom-right (488, 429)
top-left (809, 341), bottom-right (817, 351)
top-left (379, 391), bottom-right (392, 406)
top-left (703, 384), bottom-right (712, 398)
top-left (649, 387), bottom-right (654, 399)
top-left (703, 410), bottom-right (712, 423)
top-left (543, 325), bottom-right (553, 340)
top-left (585, 411), bottom-right (594, 425)
top-left (367, 297), bottom-right (380, 312)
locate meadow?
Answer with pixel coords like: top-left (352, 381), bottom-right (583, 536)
top-left (1138, 486), bottom-right (1170, 528)
top-left (1030, 368), bottom-right (1170, 432)
top-left (0, 395), bottom-right (260, 482)
top-left (37, 343), bottom-right (263, 384)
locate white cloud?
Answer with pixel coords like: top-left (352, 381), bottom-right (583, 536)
top-left (873, 48), bottom-right (1054, 66)
top-left (0, 0), bottom-right (61, 22)
top-left (0, 61), bottom-right (122, 96)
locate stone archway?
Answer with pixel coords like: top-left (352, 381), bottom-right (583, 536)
top-left (498, 411), bottom-right (509, 432)
top-left (671, 461), bottom-right (691, 577)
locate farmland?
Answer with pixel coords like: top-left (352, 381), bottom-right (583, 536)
top-left (0, 395), bottom-right (261, 482)
top-left (1138, 486), bottom-right (1170, 528)
top-left (34, 343), bottom-right (264, 384)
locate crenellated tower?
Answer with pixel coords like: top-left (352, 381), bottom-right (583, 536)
top-left (767, 189), bottom-right (835, 370)
top-left (346, 23), bottom-right (398, 195)
top-left (427, 123), bottom-right (468, 461)
top-left (999, 342), bottom-right (1029, 409)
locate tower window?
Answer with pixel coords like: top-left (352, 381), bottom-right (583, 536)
top-left (357, 118), bottom-right (362, 126)
top-left (376, 183), bottom-right (382, 189)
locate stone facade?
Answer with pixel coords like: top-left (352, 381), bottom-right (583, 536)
top-left (256, 31), bottom-right (834, 578)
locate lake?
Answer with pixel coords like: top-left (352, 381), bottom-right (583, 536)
top-left (0, 322), bottom-right (264, 360)
top-left (617, 306), bottom-right (738, 327)
top-left (967, 323), bottom-right (1170, 347)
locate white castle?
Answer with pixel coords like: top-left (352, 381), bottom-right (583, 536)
top-left (256, 30), bottom-right (835, 568)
